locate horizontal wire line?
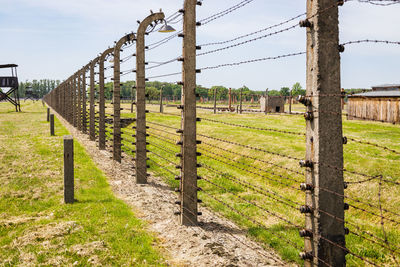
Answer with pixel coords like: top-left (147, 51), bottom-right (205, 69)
top-left (200, 52), bottom-right (306, 70)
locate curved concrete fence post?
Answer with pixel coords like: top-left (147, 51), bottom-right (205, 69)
top-left (113, 33), bottom-right (136, 163)
top-left (98, 47), bottom-right (114, 150)
top-left (136, 12), bottom-right (165, 184)
top-left (90, 57), bottom-right (100, 141)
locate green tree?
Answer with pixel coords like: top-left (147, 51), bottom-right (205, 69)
top-left (292, 82), bottom-right (305, 96)
top-left (280, 87), bottom-right (290, 96)
top-left (268, 90), bottom-right (280, 96)
top-left (145, 86), bottom-right (159, 100)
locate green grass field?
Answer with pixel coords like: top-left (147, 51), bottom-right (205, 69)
top-left (115, 102), bottom-right (399, 266)
top-left (0, 101), bottom-right (166, 266)
top-left (2, 100), bottom-right (399, 266)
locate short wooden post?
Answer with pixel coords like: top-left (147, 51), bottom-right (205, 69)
top-left (63, 135), bottom-right (74, 204)
top-left (47, 108), bottom-right (50, 122)
top-left (289, 90), bottom-right (292, 114)
top-left (50, 114), bottom-right (55, 136)
top-left (160, 86), bottom-right (164, 113)
top-left (228, 88), bottom-right (232, 111)
top-left (213, 87), bottom-right (217, 114)
top-left (131, 85), bottom-right (135, 113)
top-left (239, 87), bottom-right (243, 114)
top-left (264, 89), bottom-right (269, 115)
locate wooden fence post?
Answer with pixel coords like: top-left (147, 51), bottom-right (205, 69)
top-left (131, 85), bottom-right (135, 113)
top-left (50, 114), bottom-right (55, 136)
top-left (179, 0), bottom-right (199, 226)
top-left (228, 88), bottom-right (232, 111)
top-left (136, 13), bottom-right (164, 184)
top-left (47, 108), bottom-right (50, 122)
top-left (63, 135), bottom-right (74, 204)
top-left (289, 90), bottom-right (292, 114)
top-left (160, 86), bottom-right (164, 113)
top-left (264, 89), bottom-right (268, 114)
top-left (301, 1), bottom-right (345, 266)
top-left (240, 87), bottom-right (243, 114)
top-left (213, 87), bottom-right (217, 114)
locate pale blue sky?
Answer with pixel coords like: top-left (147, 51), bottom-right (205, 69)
top-left (1, 0), bottom-right (399, 91)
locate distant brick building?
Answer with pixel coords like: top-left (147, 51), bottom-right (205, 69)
top-left (260, 96), bottom-right (285, 113)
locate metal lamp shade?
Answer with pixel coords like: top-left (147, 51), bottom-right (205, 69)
top-left (159, 24), bottom-right (176, 33)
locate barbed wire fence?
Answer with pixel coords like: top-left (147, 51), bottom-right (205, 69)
top-left (44, 0), bottom-right (400, 266)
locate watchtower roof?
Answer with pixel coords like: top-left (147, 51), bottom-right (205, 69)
top-left (0, 64), bottom-right (18, 69)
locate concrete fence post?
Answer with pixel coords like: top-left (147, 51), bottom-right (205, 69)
top-left (69, 79), bottom-right (73, 124)
top-left (99, 48), bottom-right (113, 150)
top-left (82, 64), bottom-right (90, 133)
top-left (90, 58), bottom-right (99, 141)
top-left (63, 84), bottom-right (66, 117)
top-left (66, 80), bottom-right (71, 123)
top-left (136, 13), bottom-right (164, 184)
top-left (50, 114), bottom-right (55, 136)
top-left (114, 33), bottom-right (135, 163)
top-left (63, 135), bottom-right (74, 204)
top-left (77, 70), bottom-right (82, 131)
top-left (179, 0), bottom-right (199, 226)
top-left (301, 1), bottom-right (345, 266)
top-left (73, 75), bottom-right (77, 128)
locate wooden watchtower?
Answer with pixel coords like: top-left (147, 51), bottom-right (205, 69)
top-left (0, 64), bottom-right (21, 112)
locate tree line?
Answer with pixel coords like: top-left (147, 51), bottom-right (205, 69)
top-left (12, 80), bottom-right (365, 101)
top-left (105, 81), bottom-right (307, 101)
top-left (11, 79), bottom-right (303, 101)
top-left (17, 80), bottom-right (61, 98)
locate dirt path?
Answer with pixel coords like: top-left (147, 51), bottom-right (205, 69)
top-left (55, 112), bottom-right (289, 267)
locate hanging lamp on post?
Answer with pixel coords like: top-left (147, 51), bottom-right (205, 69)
top-left (158, 20), bottom-right (176, 33)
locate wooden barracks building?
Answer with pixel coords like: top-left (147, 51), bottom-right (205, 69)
top-left (347, 84), bottom-right (400, 124)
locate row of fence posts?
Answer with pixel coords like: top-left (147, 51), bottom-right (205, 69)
top-left (44, 0), bottom-right (346, 265)
top-left (45, 108), bottom-right (74, 203)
